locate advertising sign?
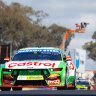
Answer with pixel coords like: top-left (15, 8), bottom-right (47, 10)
top-left (75, 48), bottom-right (86, 73)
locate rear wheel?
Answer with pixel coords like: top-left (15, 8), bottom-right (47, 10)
top-left (0, 87), bottom-right (11, 91)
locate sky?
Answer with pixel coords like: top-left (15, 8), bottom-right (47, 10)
top-left (3, 0), bottom-right (96, 70)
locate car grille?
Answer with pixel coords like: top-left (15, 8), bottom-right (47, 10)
top-left (19, 69), bottom-right (42, 75)
top-left (12, 69), bottom-right (50, 86)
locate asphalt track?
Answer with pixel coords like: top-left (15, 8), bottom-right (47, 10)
top-left (0, 90), bottom-right (96, 96)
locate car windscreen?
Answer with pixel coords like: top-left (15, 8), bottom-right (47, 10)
top-left (12, 51), bottom-right (62, 61)
top-left (77, 81), bottom-right (90, 86)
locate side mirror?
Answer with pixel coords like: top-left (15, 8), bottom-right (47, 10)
top-left (4, 57), bottom-right (10, 62)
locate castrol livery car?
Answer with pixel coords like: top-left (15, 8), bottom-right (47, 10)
top-left (0, 47), bottom-right (76, 91)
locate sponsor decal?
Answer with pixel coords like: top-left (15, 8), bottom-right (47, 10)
top-left (48, 79), bottom-right (60, 85)
top-left (6, 62), bottom-right (56, 69)
top-left (69, 62), bottom-right (74, 70)
top-left (17, 75), bottom-right (44, 80)
top-left (67, 61), bottom-right (75, 70)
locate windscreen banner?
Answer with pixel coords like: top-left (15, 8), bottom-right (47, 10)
top-left (75, 48), bottom-right (86, 73)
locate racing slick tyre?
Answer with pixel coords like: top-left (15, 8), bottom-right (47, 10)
top-left (0, 87), bottom-right (11, 91)
top-left (57, 86), bottom-right (66, 90)
top-left (12, 87), bottom-right (22, 91)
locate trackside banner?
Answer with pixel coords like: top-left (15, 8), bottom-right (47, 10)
top-left (75, 48), bottom-right (86, 73)
top-left (5, 61), bottom-right (61, 69)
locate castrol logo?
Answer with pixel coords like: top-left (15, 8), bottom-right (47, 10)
top-left (5, 61), bottom-right (61, 69)
top-left (8, 62), bottom-right (55, 68)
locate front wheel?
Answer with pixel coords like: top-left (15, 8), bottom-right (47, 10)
top-left (57, 86), bottom-right (66, 90)
top-left (0, 87), bottom-right (11, 91)
top-left (12, 87), bottom-right (22, 91)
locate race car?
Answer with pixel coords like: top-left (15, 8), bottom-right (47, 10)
top-left (0, 47), bottom-right (76, 91)
top-left (76, 79), bottom-right (93, 90)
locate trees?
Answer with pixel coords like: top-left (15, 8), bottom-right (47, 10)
top-left (92, 31), bottom-right (96, 41)
top-left (48, 24), bottom-right (68, 46)
top-left (0, 1), bottom-right (72, 52)
top-left (83, 31), bottom-right (96, 61)
top-left (0, 1), bottom-right (48, 50)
